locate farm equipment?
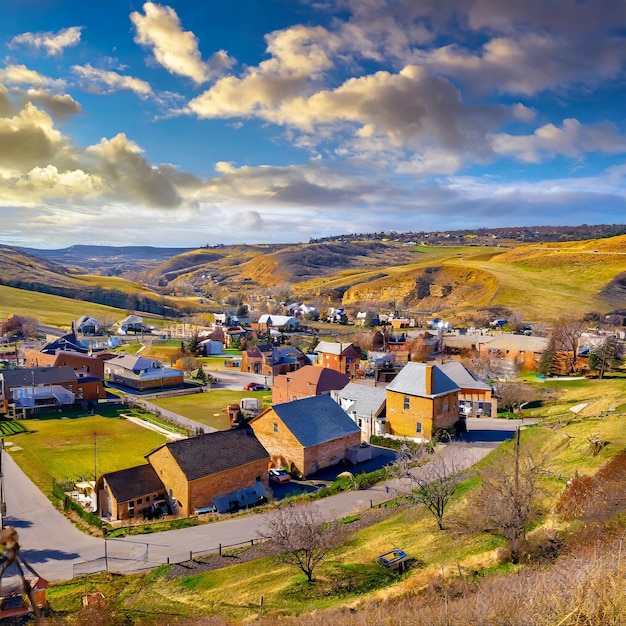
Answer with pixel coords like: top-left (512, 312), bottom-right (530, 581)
top-left (0, 526), bottom-right (50, 619)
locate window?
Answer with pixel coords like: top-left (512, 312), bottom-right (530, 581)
top-left (273, 423), bottom-right (278, 432)
top-left (256, 475), bottom-right (261, 482)
top-left (357, 418), bottom-right (363, 427)
top-left (137, 498), bottom-right (142, 504)
top-left (443, 399), bottom-right (449, 412)
top-left (404, 395), bottom-right (410, 410)
top-left (146, 495), bottom-right (150, 502)
top-left (416, 422), bottom-right (422, 434)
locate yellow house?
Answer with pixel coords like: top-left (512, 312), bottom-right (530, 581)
top-left (385, 362), bottom-right (460, 440)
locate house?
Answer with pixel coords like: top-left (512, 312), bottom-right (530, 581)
top-left (97, 464), bottom-right (166, 521)
top-left (439, 361), bottom-right (496, 418)
top-left (0, 366), bottom-right (105, 417)
top-left (331, 383), bottom-right (387, 441)
top-left (250, 394), bottom-right (361, 478)
top-left (355, 311), bottom-right (379, 327)
top-left (199, 339), bottom-right (223, 355)
top-left (145, 428), bottom-right (270, 517)
top-left (257, 314), bottom-right (299, 332)
top-left (75, 315), bottom-right (102, 335)
top-left (116, 315), bottom-right (152, 335)
top-left (313, 341), bottom-right (362, 378)
top-left (385, 362), bottom-right (460, 441)
top-left (240, 344), bottom-right (308, 377)
top-left (104, 355), bottom-right (184, 391)
top-left (23, 349), bottom-right (107, 380)
top-left (478, 334), bottom-right (548, 378)
top-left (272, 365), bottom-right (349, 404)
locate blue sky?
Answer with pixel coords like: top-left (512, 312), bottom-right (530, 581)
top-left (1, 0), bottom-right (625, 248)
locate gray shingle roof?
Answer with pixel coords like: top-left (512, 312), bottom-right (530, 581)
top-left (150, 428), bottom-right (269, 482)
top-left (271, 394), bottom-right (360, 447)
top-left (387, 362), bottom-right (460, 398)
top-left (439, 362), bottom-right (491, 391)
top-left (102, 464), bottom-right (164, 504)
top-left (1, 366), bottom-right (76, 387)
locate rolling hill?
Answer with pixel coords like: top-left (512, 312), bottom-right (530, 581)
top-left (3, 232), bottom-right (626, 323)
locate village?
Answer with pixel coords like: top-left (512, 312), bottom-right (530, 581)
top-left (1, 305), bottom-right (623, 532)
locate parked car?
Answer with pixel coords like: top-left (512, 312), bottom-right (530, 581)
top-left (269, 468), bottom-right (291, 483)
top-left (244, 382), bottom-right (269, 391)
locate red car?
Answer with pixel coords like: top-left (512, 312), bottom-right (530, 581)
top-left (244, 382), bottom-right (268, 391)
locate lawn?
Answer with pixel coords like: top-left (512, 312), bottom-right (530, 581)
top-left (6, 411), bottom-right (167, 495)
top-left (151, 389), bottom-right (272, 429)
top-left (0, 284), bottom-right (125, 329)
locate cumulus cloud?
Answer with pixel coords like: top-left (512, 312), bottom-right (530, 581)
top-left (72, 64), bottom-right (154, 98)
top-left (131, 2), bottom-right (234, 83)
top-left (0, 65), bottom-right (66, 89)
top-left (0, 102), bottom-right (68, 170)
top-left (493, 119), bottom-right (626, 162)
top-left (26, 90), bottom-right (82, 120)
top-left (87, 133), bottom-right (182, 208)
top-left (9, 26), bottom-right (83, 56)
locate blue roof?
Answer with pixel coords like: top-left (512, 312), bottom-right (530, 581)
top-left (272, 395), bottom-right (360, 447)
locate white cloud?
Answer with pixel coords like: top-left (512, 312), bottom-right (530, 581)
top-left (493, 119), bottom-right (626, 162)
top-left (72, 64), bottom-right (154, 98)
top-left (0, 65), bottom-right (67, 89)
top-left (9, 26), bottom-right (83, 56)
top-left (131, 2), bottom-right (234, 84)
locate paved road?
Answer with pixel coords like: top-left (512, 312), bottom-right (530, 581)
top-left (2, 418), bottom-right (526, 584)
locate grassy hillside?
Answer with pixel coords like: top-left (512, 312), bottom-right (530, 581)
top-left (6, 234), bottom-right (626, 322)
top-left (0, 284), bottom-right (126, 328)
top-left (0, 245), bottom-right (211, 318)
top-left (44, 403), bottom-right (626, 623)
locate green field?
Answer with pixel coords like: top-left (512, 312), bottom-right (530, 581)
top-left (0, 284), bottom-right (127, 329)
top-left (151, 389), bottom-right (271, 429)
top-left (5, 411), bottom-right (167, 494)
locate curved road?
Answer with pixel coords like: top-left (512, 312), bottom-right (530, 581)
top-left (3, 418), bottom-right (526, 583)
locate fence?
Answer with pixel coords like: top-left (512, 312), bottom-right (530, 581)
top-left (72, 536), bottom-right (271, 578)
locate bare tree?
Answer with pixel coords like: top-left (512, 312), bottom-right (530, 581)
top-left (551, 316), bottom-right (585, 373)
top-left (495, 382), bottom-right (534, 417)
top-left (408, 453), bottom-right (469, 530)
top-left (262, 505), bottom-right (345, 582)
top-left (468, 431), bottom-right (541, 562)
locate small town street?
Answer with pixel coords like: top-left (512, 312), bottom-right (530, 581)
top-left (3, 418), bottom-right (527, 585)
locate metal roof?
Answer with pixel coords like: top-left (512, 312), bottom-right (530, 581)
top-left (439, 361), bottom-right (491, 391)
top-left (331, 382), bottom-right (387, 419)
top-left (386, 362), bottom-right (460, 398)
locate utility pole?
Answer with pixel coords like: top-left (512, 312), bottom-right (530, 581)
top-left (0, 438), bottom-right (5, 530)
top-left (93, 432), bottom-right (97, 484)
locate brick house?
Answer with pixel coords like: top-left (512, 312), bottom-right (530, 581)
top-left (0, 366), bottom-right (106, 416)
top-left (272, 365), bottom-right (349, 404)
top-left (96, 464), bottom-right (166, 521)
top-left (250, 394), bottom-right (361, 478)
top-left (385, 362), bottom-right (460, 441)
top-left (313, 341), bottom-right (362, 378)
top-left (240, 344), bottom-right (308, 377)
top-left (23, 349), bottom-right (107, 380)
top-left (439, 361), bottom-right (496, 418)
top-left (478, 334), bottom-right (548, 376)
top-left (145, 428), bottom-right (270, 517)
top-left (104, 355), bottom-right (184, 391)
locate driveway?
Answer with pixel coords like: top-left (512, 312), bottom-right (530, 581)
top-left (3, 418), bottom-right (525, 583)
